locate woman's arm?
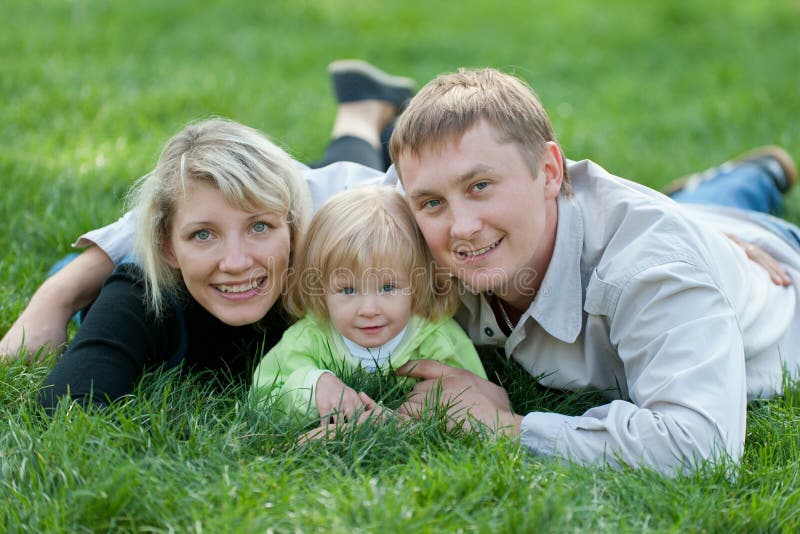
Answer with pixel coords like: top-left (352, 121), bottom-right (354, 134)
top-left (2, 209), bottom-right (137, 360)
top-left (38, 264), bottom-right (177, 413)
top-left (1, 246), bottom-right (114, 360)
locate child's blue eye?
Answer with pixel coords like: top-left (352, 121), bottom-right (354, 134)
top-left (339, 286), bottom-right (355, 295)
top-left (381, 283), bottom-right (396, 293)
top-left (252, 222), bottom-right (268, 233)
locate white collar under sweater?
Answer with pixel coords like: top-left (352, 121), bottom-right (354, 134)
top-left (341, 325), bottom-right (408, 371)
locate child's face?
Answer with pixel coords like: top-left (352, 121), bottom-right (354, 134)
top-left (325, 268), bottom-right (413, 348)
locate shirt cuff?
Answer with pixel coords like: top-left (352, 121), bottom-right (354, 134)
top-left (72, 210), bottom-right (136, 266)
top-left (519, 411), bottom-right (572, 457)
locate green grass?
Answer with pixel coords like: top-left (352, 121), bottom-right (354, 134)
top-left (2, 0), bottom-right (800, 531)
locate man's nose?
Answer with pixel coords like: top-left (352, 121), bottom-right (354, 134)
top-left (449, 203), bottom-right (482, 240)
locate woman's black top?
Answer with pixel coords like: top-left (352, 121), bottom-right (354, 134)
top-left (39, 264), bottom-right (288, 411)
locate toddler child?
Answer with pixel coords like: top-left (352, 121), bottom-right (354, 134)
top-left (250, 185), bottom-right (486, 421)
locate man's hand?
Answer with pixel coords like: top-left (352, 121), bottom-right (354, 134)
top-left (395, 360), bottom-right (523, 437)
top-left (726, 233), bottom-right (793, 286)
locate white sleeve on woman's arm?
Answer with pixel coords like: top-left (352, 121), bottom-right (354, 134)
top-left (304, 161), bottom-right (397, 211)
top-left (519, 262), bottom-right (747, 475)
top-left (73, 210), bottom-right (137, 266)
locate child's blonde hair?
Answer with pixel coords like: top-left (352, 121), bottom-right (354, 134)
top-left (128, 117), bottom-right (311, 316)
top-left (285, 186), bottom-right (457, 321)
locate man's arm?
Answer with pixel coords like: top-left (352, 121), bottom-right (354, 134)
top-left (520, 263), bottom-right (746, 473)
top-left (1, 246), bottom-right (114, 360)
top-left (399, 263), bottom-right (748, 474)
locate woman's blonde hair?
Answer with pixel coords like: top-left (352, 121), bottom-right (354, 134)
top-left (128, 117), bottom-right (311, 316)
top-left (285, 186), bottom-right (458, 321)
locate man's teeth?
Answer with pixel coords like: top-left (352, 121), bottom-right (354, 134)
top-left (459, 241), bottom-right (498, 257)
top-left (216, 278), bottom-right (263, 293)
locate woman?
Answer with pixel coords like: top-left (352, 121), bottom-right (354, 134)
top-left (37, 61), bottom-right (415, 410)
top-left (38, 118), bottom-right (307, 410)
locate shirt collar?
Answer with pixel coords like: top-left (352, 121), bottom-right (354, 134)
top-left (526, 194), bottom-right (585, 343)
top-left (342, 325), bottom-right (408, 371)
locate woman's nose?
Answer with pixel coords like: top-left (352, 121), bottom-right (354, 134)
top-left (218, 237), bottom-right (255, 273)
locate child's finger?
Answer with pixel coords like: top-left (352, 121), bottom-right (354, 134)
top-left (297, 424), bottom-right (329, 446)
top-left (358, 391), bottom-right (377, 409)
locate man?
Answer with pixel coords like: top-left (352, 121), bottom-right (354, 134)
top-left (389, 68), bottom-right (800, 473)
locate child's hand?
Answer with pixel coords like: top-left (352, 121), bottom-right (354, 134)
top-left (315, 372), bottom-right (365, 421)
top-left (298, 392), bottom-right (395, 446)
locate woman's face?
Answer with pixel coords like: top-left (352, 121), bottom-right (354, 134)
top-left (163, 179), bottom-right (291, 326)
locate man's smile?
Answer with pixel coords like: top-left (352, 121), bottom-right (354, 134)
top-left (455, 237), bottom-right (503, 260)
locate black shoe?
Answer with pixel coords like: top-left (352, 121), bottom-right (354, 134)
top-left (328, 60), bottom-right (416, 109)
top-left (663, 146), bottom-right (798, 196)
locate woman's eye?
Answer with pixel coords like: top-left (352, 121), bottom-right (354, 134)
top-left (422, 199), bottom-right (441, 209)
top-left (252, 221), bottom-right (268, 233)
top-left (193, 229), bottom-right (211, 241)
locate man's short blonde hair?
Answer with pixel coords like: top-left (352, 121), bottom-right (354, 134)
top-left (285, 186), bottom-right (458, 321)
top-left (128, 117), bottom-right (311, 316)
top-left (390, 67), bottom-right (571, 195)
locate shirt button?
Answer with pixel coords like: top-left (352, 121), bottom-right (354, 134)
top-left (484, 327), bottom-right (494, 337)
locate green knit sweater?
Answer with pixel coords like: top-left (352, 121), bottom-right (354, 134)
top-left (250, 314), bottom-right (486, 420)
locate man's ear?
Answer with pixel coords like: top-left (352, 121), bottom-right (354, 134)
top-left (541, 141), bottom-right (564, 199)
top-left (161, 239), bottom-right (179, 269)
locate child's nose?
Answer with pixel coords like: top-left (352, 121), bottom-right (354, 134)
top-left (357, 295), bottom-right (380, 316)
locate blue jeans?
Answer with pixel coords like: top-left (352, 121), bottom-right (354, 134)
top-left (669, 159), bottom-right (800, 249)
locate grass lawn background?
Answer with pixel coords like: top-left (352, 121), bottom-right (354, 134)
top-left (2, 0), bottom-right (800, 531)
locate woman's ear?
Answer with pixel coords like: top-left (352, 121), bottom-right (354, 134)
top-left (161, 239), bottom-right (179, 269)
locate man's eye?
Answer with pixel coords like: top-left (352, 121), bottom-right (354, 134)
top-left (193, 229), bottom-right (211, 241)
top-left (252, 222), bottom-right (268, 233)
top-left (339, 287), bottom-right (355, 295)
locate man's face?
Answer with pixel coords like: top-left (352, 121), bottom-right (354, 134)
top-left (398, 120), bottom-right (562, 308)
